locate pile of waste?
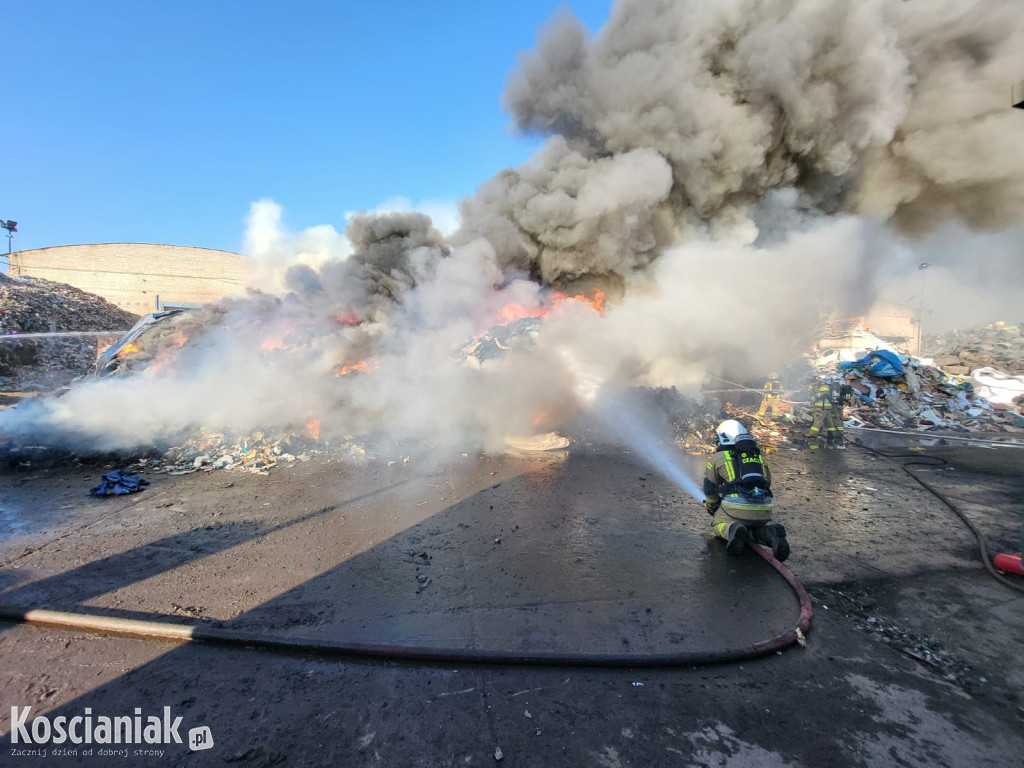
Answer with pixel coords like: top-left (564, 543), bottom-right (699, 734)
top-left (924, 322), bottom-right (1024, 376)
top-left (840, 361), bottom-right (1023, 432)
top-left (807, 330), bottom-right (1024, 434)
top-left (0, 273), bottom-right (138, 391)
top-left (146, 427), bottom-right (373, 476)
top-left (718, 325), bottom-right (1024, 445)
top-left (2, 425), bottom-right (373, 476)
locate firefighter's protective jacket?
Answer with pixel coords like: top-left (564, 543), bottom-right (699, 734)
top-left (703, 445), bottom-right (774, 523)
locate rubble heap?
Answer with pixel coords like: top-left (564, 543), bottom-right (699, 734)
top-left (148, 427), bottom-right (373, 477)
top-left (924, 322), bottom-right (1024, 375)
top-left (803, 326), bottom-right (1024, 435)
top-left (720, 325), bottom-right (1024, 447)
top-left (0, 274), bottom-right (138, 391)
top-left (839, 361), bottom-right (1023, 433)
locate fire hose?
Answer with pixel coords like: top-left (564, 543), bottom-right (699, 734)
top-left (850, 440), bottom-right (1024, 595)
top-left (0, 545), bottom-right (812, 666)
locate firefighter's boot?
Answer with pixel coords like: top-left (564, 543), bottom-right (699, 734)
top-left (725, 523), bottom-right (749, 556)
top-left (754, 524), bottom-right (790, 562)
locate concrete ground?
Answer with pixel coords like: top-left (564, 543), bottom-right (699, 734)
top-left (1, 433), bottom-right (1022, 766)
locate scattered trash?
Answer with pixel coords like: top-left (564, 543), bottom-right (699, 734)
top-left (524, 710), bottom-right (532, 718)
top-left (631, 682), bottom-right (644, 687)
top-left (494, 747), bottom-right (503, 762)
top-left (90, 470), bottom-right (151, 496)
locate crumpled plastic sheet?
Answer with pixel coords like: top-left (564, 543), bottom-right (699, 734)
top-left (90, 470), bottom-right (151, 496)
top-left (971, 367), bottom-right (1024, 405)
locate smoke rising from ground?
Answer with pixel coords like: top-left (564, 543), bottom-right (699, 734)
top-left (3, 0), bottom-right (1022, 457)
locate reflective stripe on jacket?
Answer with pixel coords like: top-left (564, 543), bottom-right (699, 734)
top-left (703, 449), bottom-right (774, 520)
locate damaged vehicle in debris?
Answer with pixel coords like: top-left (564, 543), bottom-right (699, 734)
top-left (94, 308), bottom-right (193, 377)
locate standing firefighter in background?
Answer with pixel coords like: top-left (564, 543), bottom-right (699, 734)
top-left (829, 376), bottom-right (854, 449)
top-left (757, 373), bottom-right (783, 419)
top-left (805, 378), bottom-right (840, 450)
top-left (703, 420), bottom-right (790, 561)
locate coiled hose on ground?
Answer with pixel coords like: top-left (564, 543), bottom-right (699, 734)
top-left (851, 439), bottom-right (1024, 595)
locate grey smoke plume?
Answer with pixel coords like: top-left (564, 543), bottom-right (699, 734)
top-left (458, 0), bottom-right (1024, 283)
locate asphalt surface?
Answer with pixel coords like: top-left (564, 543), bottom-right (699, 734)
top-left (1, 434), bottom-right (1022, 766)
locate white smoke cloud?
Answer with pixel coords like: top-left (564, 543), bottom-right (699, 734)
top-left (243, 199), bottom-right (350, 294)
top-left (872, 224), bottom-right (1024, 333)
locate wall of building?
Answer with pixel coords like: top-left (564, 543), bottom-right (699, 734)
top-left (863, 300), bottom-right (921, 352)
top-left (10, 243), bottom-right (248, 312)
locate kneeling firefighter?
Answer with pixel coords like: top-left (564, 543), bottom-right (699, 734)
top-left (703, 420), bottom-right (790, 561)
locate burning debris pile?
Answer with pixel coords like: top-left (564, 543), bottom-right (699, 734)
top-left (0, 274), bottom-right (138, 391)
top-left (4, 0), bottom-right (1024, 468)
top-left (454, 289), bottom-right (605, 365)
top-left (95, 306), bottom-right (226, 378)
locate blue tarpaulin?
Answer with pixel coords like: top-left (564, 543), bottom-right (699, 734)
top-left (839, 349), bottom-right (905, 378)
top-left (90, 470), bottom-right (151, 496)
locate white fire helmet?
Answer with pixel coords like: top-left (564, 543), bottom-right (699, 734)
top-left (716, 419), bottom-right (753, 446)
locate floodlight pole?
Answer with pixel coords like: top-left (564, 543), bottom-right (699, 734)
top-left (1, 220), bottom-right (17, 269)
top-left (1014, 80), bottom-right (1023, 561)
top-left (917, 262), bottom-right (928, 356)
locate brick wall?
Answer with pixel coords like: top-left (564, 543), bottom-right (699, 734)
top-left (11, 243), bottom-right (248, 312)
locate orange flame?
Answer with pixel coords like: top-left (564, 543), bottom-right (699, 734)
top-left (306, 419), bottom-right (321, 441)
top-left (497, 303), bottom-right (544, 325)
top-left (335, 360), bottom-right (377, 377)
top-left (333, 312), bottom-right (359, 326)
top-left (147, 349), bottom-right (180, 375)
top-left (260, 338), bottom-right (287, 352)
top-left (116, 342), bottom-right (141, 358)
top-left (489, 289), bottom-right (606, 332)
top-left (548, 288), bottom-right (606, 313)
top-left (581, 288), bottom-right (606, 312)
top-left (532, 411), bottom-right (548, 426)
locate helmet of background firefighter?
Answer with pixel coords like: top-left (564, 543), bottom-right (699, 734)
top-left (716, 419), bottom-right (754, 447)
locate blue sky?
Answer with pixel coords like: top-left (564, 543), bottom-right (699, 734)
top-left (3, 1), bottom-right (612, 254)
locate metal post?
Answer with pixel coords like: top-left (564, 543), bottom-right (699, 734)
top-left (1013, 81), bottom-right (1023, 556)
top-left (917, 262), bottom-right (929, 356)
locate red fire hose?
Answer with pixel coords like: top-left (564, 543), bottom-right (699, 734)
top-left (0, 545), bottom-right (812, 667)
